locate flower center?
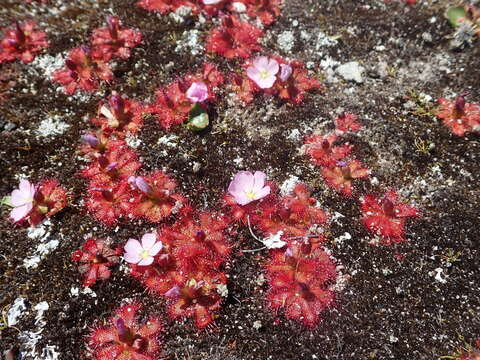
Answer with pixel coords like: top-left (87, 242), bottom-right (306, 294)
top-left (140, 249), bottom-right (150, 259)
top-left (245, 190), bottom-right (256, 200)
top-left (259, 70), bottom-right (269, 79)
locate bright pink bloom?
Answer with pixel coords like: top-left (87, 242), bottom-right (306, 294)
top-left (228, 171), bottom-right (270, 206)
top-left (124, 233), bottom-right (163, 266)
top-left (247, 56), bottom-right (279, 89)
top-left (186, 81), bottom-right (208, 103)
top-left (9, 179), bottom-right (36, 222)
top-left (0, 21), bottom-right (48, 64)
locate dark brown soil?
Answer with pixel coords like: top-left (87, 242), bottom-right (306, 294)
top-left (1, 0), bottom-right (480, 359)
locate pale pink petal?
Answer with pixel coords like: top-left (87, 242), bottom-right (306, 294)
top-left (228, 171), bottom-right (254, 195)
top-left (253, 56), bottom-right (269, 70)
top-left (279, 64), bottom-right (292, 82)
top-left (246, 66), bottom-right (261, 83)
top-left (235, 193), bottom-right (253, 206)
top-left (186, 82), bottom-right (208, 103)
top-left (11, 189), bottom-right (28, 207)
top-left (252, 171), bottom-right (267, 192)
top-left (266, 59), bottom-right (279, 74)
top-left (203, 0), bottom-right (222, 4)
top-left (124, 252), bottom-right (142, 264)
top-left (253, 185), bottom-right (270, 200)
top-left (10, 203), bottom-right (32, 222)
top-left (137, 256), bottom-right (154, 266)
top-left (257, 75), bottom-right (276, 89)
top-left (19, 179), bottom-right (33, 194)
top-left (124, 239), bottom-right (142, 254)
top-left (148, 241), bottom-right (163, 256)
top-left (141, 233), bottom-right (157, 250)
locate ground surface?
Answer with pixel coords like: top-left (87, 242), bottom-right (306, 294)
top-left (1, 0), bottom-right (480, 359)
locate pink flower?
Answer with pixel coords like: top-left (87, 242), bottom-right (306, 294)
top-left (9, 179), bottom-right (36, 222)
top-left (279, 64), bottom-right (292, 82)
top-left (186, 82), bottom-right (209, 103)
top-left (124, 232), bottom-right (162, 266)
top-left (247, 56), bottom-right (279, 89)
top-left (203, 0), bottom-right (222, 4)
top-left (228, 171), bottom-right (270, 205)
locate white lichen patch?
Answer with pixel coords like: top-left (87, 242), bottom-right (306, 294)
top-left (7, 297), bottom-right (27, 326)
top-left (18, 301), bottom-right (51, 359)
top-left (23, 239), bottom-right (59, 269)
top-left (29, 53), bottom-right (65, 80)
top-left (158, 134), bottom-right (179, 147)
top-left (277, 31), bottom-right (295, 52)
top-left (36, 115), bottom-right (70, 138)
top-left (279, 175), bottom-right (299, 196)
top-left (175, 29), bottom-right (204, 56)
top-left (125, 135), bottom-right (142, 149)
top-left (169, 5), bottom-right (192, 23)
top-left (217, 284), bottom-right (229, 297)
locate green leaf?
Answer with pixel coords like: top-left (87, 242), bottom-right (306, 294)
top-left (1, 196), bottom-right (12, 207)
top-left (446, 6), bottom-right (468, 28)
top-left (186, 104), bottom-right (209, 131)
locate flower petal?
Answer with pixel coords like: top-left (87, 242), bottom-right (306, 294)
top-left (124, 252), bottom-right (142, 264)
top-left (10, 189), bottom-right (28, 207)
top-left (124, 239), bottom-right (142, 254)
top-left (246, 66), bottom-right (261, 82)
top-left (266, 59), bottom-right (279, 74)
top-left (10, 203), bottom-right (32, 222)
top-left (228, 171), bottom-right (254, 194)
top-left (19, 179), bottom-right (33, 194)
top-left (253, 56), bottom-right (269, 70)
top-left (148, 241), bottom-right (163, 256)
top-left (252, 171), bottom-right (267, 191)
top-left (253, 185), bottom-right (270, 201)
top-left (141, 233), bottom-right (157, 250)
top-left (137, 256), bottom-right (154, 266)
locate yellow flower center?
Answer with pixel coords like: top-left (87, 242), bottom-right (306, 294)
top-left (259, 70), bottom-right (269, 79)
top-left (245, 190), bottom-right (256, 200)
top-left (140, 249), bottom-right (150, 259)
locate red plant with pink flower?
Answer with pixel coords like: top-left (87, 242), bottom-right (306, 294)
top-left (6, 178), bottom-right (68, 226)
top-left (125, 212), bottom-right (231, 328)
top-left (52, 46), bottom-right (113, 95)
top-left (321, 159), bottom-right (369, 196)
top-left (89, 302), bottom-right (163, 360)
top-left (71, 238), bottom-right (121, 287)
top-left (0, 21), bottom-right (48, 64)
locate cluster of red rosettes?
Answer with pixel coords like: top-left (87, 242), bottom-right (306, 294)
top-left (71, 238), bottom-right (121, 287)
top-left (304, 113), bottom-right (369, 196)
top-left (89, 302), bottom-right (163, 360)
top-left (79, 94), bottom-right (189, 226)
top-left (137, 0), bottom-right (281, 25)
top-left (304, 113), bottom-right (419, 245)
top-left (53, 16), bottom-right (141, 94)
top-left (0, 21), bottom-right (48, 64)
top-left (128, 211), bottom-right (231, 328)
top-left (224, 182), bottom-right (337, 327)
top-left (232, 56), bottom-right (321, 105)
top-left (145, 62), bottom-right (224, 130)
top-left (436, 94), bottom-right (480, 136)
